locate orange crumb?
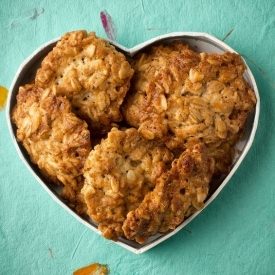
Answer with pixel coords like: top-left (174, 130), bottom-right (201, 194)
top-left (0, 86), bottom-right (8, 110)
top-left (73, 263), bottom-right (108, 275)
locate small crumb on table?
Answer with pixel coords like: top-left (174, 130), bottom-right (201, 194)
top-left (73, 263), bottom-right (108, 275)
top-left (0, 86), bottom-right (8, 110)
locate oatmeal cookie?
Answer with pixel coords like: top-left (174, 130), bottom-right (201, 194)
top-left (123, 44), bottom-right (256, 172)
top-left (123, 142), bottom-right (215, 243)
top-left (12, 84), bottom-right (91, 211)
top-left (35, 31), bottom-right (134, 131)
top-left (82, 127), bottom-right (174, 240)
top-left (123, 42), bottom-right (200, 139)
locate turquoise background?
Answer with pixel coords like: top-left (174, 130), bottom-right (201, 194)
top-left (1, 0), bottom-right (275, 274)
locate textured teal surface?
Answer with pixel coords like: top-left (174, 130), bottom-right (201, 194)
top-left (1, 0), bottom-right (275, 274)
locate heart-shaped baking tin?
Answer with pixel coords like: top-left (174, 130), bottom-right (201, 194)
top-left (6, 32), bottom-right (260, 254)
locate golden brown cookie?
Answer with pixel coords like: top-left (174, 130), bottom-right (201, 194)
top-left (82, 127), bottom-right (174, 240)
top-left (123, 43), bottom-right (256, 173)
top-left (123, 42), bottom-right (200, 140)
top-left (12, 84), bottom-right (91, 211)
top-left (35, 31), bottom-right (134, 132)
top-left (165, 52), bottom-right (256, 147)
top-left (123, 142), bottom-right (215, 244)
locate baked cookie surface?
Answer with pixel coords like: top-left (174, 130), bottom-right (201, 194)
top-left (123, 142), bottom-right (215, 243)
top-left (36, 31), bottom-right (134, 131)
top-left (123, 43), bottom-right (256, 173)
top-left (123, 42), bottom-right (200, 140)
top-left (82, 127), bottom-right (174, 239)
top-left (12, 84), bottom-right (91, 210)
